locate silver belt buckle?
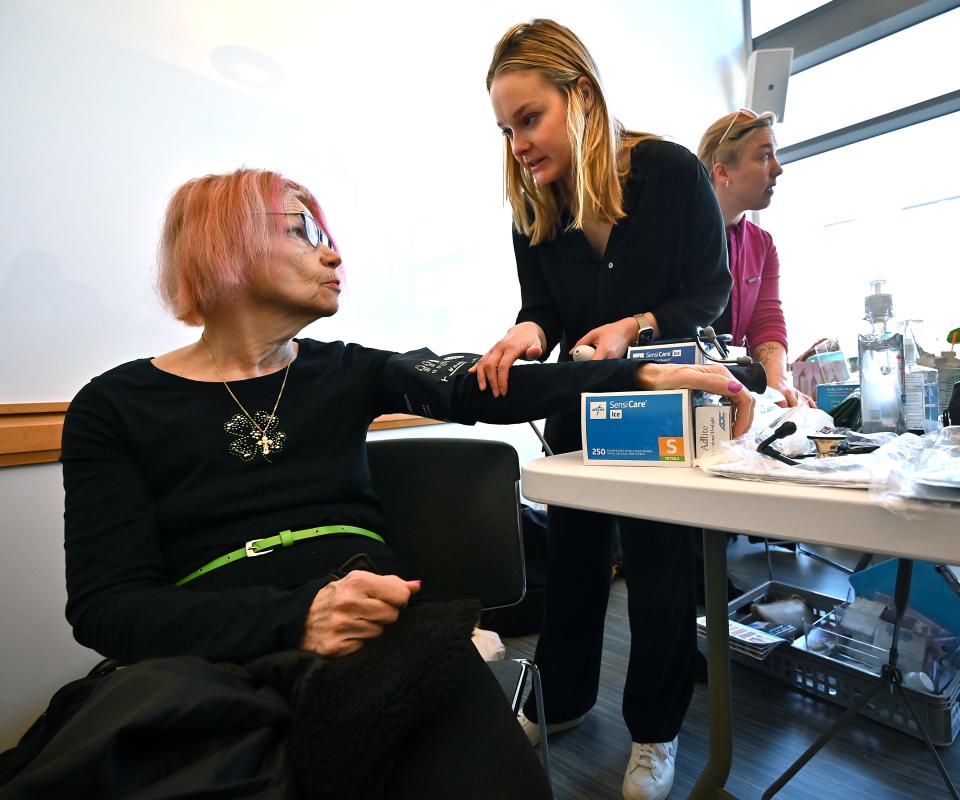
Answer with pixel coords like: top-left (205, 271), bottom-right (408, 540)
top-left (245, 538), bottom-right (274, 558)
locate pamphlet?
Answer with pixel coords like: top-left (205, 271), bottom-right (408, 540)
top-left (697, 616), bottom-right (793, 661)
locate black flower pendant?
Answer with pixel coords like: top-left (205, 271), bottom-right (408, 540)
top-left (224, 411), bottom-right (287, 462)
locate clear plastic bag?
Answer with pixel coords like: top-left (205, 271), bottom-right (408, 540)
top-left (869, 426), bottom-right (960, 515)
top-left (699, 396), bottom-right (898, 486)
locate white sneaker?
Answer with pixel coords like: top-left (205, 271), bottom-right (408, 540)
top-left (621, 737), bottom-right (678, 800)
top-left (517, 710), bottom-right (585, 747)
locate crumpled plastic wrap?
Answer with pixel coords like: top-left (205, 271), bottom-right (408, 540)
top-left (743, 391), bottom-right (853, 456)
top-left (698, 395), bottom-right (898, 486)
top-left (869, 426), bottom-right (960, 517)
top-left (702, 446), bottom-right (882, 486)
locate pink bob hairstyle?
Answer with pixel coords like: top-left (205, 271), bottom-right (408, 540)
top-left (157, 168), bottom-right (335, 326)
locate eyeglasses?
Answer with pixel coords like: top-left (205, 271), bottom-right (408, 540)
top-left (264, 211), bottom-right (331, 249)
top-left (716, 107), bottom-right (760, 149)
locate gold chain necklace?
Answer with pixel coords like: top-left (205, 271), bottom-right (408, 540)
top-left (201, 335), bottom-right (292, 457)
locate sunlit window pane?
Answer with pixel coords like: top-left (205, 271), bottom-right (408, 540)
top-left (760, 112), bottom-right (960, 364)
top-left (777, 9), bottom-right (960, 143)
top-left (750, 0), bottom-right (830, 37)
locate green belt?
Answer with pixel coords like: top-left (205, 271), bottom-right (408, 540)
top-left (175, 524), bottom-right (385, 587)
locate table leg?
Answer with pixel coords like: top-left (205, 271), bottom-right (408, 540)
top-left (690, 529), bottom-right (738, 800)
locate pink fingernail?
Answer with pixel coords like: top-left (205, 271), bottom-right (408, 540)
top-left (727, 381), bottom-right (743, 393)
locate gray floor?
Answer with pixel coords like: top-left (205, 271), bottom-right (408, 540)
top-left (503, 539), bottom-right (960, 800)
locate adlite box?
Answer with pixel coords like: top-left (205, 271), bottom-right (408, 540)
top-left (581, 390), bottom-right (693, 467)
top-left (693, 404), bottom-right (731, 459)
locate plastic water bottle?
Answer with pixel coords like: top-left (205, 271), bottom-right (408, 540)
top-left (901, 320), bottom-right (939, 433)
top-left (858, 280), bottom-right (905, 434)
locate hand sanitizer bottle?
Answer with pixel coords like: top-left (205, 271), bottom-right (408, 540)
top-left (901, 320), bottom-right (940, 433)
top-left (858, 280), bottom-right (905, 434)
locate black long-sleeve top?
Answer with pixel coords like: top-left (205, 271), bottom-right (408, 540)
top-left (512, 139), bottom-right (729, 453)
top-left (513, 139), bottom-right (730, 356)
top-left (62, 339), bottom-right (644, 663)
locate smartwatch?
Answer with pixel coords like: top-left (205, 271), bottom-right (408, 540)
top-left (632, 314), bottom-right (655, 346)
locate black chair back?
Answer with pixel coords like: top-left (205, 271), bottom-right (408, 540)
top-left (366, 437), bottom-right (525, 610)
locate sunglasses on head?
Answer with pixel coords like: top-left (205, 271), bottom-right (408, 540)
top-left (716, 108), bottom-right (762, 148)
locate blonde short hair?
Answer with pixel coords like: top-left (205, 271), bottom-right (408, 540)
top-left (697, 109), bottom-right (777, 176)
top-left (486, 19), bottom-right (657, 245)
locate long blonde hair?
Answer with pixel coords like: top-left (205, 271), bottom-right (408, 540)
top-left (486, 19), bottom-right (658, 245)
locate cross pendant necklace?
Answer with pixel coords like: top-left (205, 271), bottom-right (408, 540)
top-left (201, 334), bottom-right (292, 460)
top-left (256, 432), bottom-right (274, 455)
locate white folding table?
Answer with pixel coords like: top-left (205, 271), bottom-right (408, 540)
top-left (521, 453), bottom-right (960, 799)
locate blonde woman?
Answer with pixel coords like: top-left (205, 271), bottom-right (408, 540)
top-left (473, 19), bottom-right (731, 800)
top-left (697, 108), bottom-right (812, 407)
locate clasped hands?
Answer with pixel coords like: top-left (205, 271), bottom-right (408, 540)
top-left (300, 570), bottom-right (421, 657)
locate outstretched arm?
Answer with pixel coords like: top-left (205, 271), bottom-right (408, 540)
top-left (379, 351), bottom-right (754, 437)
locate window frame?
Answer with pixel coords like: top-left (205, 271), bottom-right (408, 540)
top-left (746, 0), bottom-right (960, 163)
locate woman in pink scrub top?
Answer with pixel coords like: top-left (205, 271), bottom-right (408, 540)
top-left (698, 109), bottom-right (814, 407)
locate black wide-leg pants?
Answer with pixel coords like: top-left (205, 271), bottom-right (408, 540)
top-left (522, 412), bottom-right (697, 744)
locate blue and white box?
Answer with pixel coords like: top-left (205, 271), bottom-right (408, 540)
top-left (626, 341), bottom-right (747, 365)
top-left (626, 342), bottom-right (700, 364)
top-left (581, 390), bottom-right (693, 467)
top-left (816, 382), bottom-right (858, 413)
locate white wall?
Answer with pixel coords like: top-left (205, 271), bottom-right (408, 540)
top-left (0, 464), bottom-right (102, 748)
top-left (0, 0), bottom-right (745, 748)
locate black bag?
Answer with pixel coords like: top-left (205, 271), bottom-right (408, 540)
top-left (0, 601), bottom-right (480, 800)
top-left (0, 655), bottom-right (298, 799)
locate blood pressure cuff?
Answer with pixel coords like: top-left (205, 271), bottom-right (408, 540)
top-left (381, 348), bottom-right (482, 423)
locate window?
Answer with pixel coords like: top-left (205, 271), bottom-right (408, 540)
top-left (776, 8), bottom-right (960, 146)
top-left (745, 1), bottom-right (960, 365)
top-left (763, 111), bottom-right (960, 360)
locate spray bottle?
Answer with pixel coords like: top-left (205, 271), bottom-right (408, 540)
top-left (858, 280), bottom-right (905, 434)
